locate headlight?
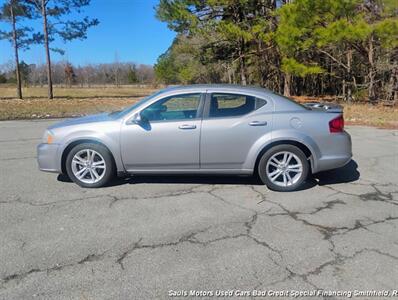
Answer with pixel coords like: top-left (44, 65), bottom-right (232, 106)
top-left (42, 130), bottom-right (54, 144)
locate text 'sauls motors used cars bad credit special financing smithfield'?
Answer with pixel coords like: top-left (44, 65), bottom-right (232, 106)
top-left (37, 85), bottom-right (352, 192)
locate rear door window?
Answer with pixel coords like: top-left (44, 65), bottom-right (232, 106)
top-left (209, 93), bottom-right (266, 118)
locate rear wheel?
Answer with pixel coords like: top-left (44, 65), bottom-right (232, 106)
top-left (258, 145), bottom-right (309, 192)
top-left (66, 143), bottom-right (115, 188)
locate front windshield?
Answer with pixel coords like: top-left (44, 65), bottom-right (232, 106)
top-left (113, 90), bottom-right (164, 118)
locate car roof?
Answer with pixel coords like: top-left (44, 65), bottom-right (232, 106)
top-left (151, 84), bottom-right (306, 112)
top-left (159, 84), bottom-right (274, 95)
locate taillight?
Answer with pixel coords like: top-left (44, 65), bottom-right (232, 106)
top-left (329, 115), bottom-right (344, 133)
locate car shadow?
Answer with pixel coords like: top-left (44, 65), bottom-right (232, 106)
top-left (108, 174), bottom-right (262, 186)
top-left (57, 160), bottom-right (360, 191)
top-left (312, 160), bottom-right (360, 186)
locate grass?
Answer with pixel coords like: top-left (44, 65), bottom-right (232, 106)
top-left (0, 84), bottom-right (157, 99)
top-left (0, 85), bottom-right (397, 129)
top-left (0, 85), bottom-right (158, 120)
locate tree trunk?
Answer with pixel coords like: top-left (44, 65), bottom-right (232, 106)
top-left (10, 2), bottom-right (22, 99)
top-left (239, 56), bottom-right (247, 85)
top-left (238, 41), bottom-right (247, 85)
top-left (342, 79), bottom-right (346, 99)
top-left (41, 0), bottom-right (53, 99)
top-left (284, 73), bottom-right (291, 96)
top-left (346, 48), bottom-right (352, 103)
top-left (367, 35), bottom-right (376, 103)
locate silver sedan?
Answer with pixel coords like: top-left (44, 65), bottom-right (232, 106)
top-left (37, 85), bottom-right (352, 191)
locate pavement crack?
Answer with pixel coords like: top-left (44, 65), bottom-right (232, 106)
top-left (116, 238), bottom-right (143, 270)
top-left (207, 186), bottom-right (257, 213)
top-left (108, 186), bottom-right (202, 208)
top-left (1, 250), bottom-right (108, 287)
top-left (305, 199), bottom-right (347, 215)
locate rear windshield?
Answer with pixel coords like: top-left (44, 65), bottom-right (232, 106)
top-left (271, 93), bottom-right (309, 110)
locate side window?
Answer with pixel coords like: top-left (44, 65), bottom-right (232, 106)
top-left (141, 93), bottom-right (201, 121)
top-left (209, 93), bottom-right (267, 118)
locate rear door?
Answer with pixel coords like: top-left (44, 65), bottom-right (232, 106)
top-left (200, 92), bottom-right (273, 170)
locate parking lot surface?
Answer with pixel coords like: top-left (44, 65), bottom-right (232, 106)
top-left (0, 120), bottom-right (397, 299)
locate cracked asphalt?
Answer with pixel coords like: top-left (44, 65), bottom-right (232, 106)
top-left (0, 120), bottom-right (397, 300)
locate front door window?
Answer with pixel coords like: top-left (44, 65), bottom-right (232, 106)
top-left (141, 93), bottom-right (201, 121)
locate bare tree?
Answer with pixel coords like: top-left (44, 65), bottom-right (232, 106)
top-left (24, 0), bottom-right (99, 98)
top-left (0, 0), bottom-right (36, 99)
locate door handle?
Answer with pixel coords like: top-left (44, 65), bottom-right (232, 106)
top-left (178, 124), bottom-right (197, 130)
top-left (249, 121), bottom-right (267, 126)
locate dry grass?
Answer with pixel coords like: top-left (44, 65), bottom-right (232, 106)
top-left (0, 85), bottom-right (157, 99)
top-left (1, 85), bottom-right (397, 128)
top-left (342, 103), bottom-right (398, 129)
top-left (0, 85), bottom-right (158, 120)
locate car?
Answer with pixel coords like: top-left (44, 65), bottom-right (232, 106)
top-left (37, 84), bottom-right (352, 191)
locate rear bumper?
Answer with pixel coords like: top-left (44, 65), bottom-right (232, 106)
top-left (37, 143), bottom-right (61, 173)
top-left (312, 131), bottom-right (352, 173)
top-left (315, 155), bottom-right (352, 173)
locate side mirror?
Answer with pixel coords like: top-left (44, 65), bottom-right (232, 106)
top-left (130, 112), bottom-right (148, 125)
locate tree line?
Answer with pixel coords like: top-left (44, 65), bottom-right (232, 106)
top-left (0, 0), bottom-right (98, 99)
top-left (154, 0), bottom-right (398, 103)
top-left (0, 61), bottom-right (155, 87)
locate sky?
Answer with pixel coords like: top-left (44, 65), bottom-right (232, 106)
top-left (0, 0), bottom-right (176, 66)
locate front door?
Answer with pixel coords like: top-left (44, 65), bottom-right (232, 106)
top-left (120, 93), bottom-right (203, 171)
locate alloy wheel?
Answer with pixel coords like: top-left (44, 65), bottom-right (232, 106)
top-left (266, 151), bottom-right (303, 187)
top-left (71, 149), bottom-right (106, 184)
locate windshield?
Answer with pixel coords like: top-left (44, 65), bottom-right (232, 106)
top-left (113, 90), bottom-right (164, 118)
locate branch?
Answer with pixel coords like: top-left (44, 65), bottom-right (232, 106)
top-left (318, 49), bottom-right (349, 70)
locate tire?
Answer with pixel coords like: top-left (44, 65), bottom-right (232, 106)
top-left (65, 143), bottom-right (115, 188)
top-left (258, 144), bottom-right (309, 192)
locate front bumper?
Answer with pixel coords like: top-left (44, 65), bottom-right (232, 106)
top-left (37, 143), bottom-right (61, 173)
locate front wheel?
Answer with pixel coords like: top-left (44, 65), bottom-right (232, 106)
top-left (258, 145), bottom-right (309, 192)
top-left (66, 143), bottom-right (115, 188)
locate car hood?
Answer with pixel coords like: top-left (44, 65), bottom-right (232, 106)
top-left (48, 113), bottom-right (116, 130)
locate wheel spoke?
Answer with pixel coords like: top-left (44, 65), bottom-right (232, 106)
top-left (270, 157), bottom-right (281, 165)
top-left (283, 173), bottom-right (287, 186)
top-left (86, 150), bottom-right (91, 162)
top-left (91, 169), bottom-right (100, 179)
top-left (74, 155), bottom-right (86, 163)
top-left (288, 164), bottom-right (301, 169)
top-left (282, 153), bottom-right (288, 164)
top-left (76, 167), bottom-right (86, 176)
top-left (286, 172), bottom-right (293, 185)
top-left (72, 158), bottom-right (85, 165)
top-left (88, 169), bottom-right (96, 180)
top-left (285, 153), bottom-right (293, 165)
top-left (268, 161), bottom-right (279, 168)
top-left (78, 168), bottom-right (89, 179)
top-left (271, 170), bottom-right (282, 181)
top-left (269, 169), bottom-right (280, 177)
top-left (287, 164), bottom-right (302, 173)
